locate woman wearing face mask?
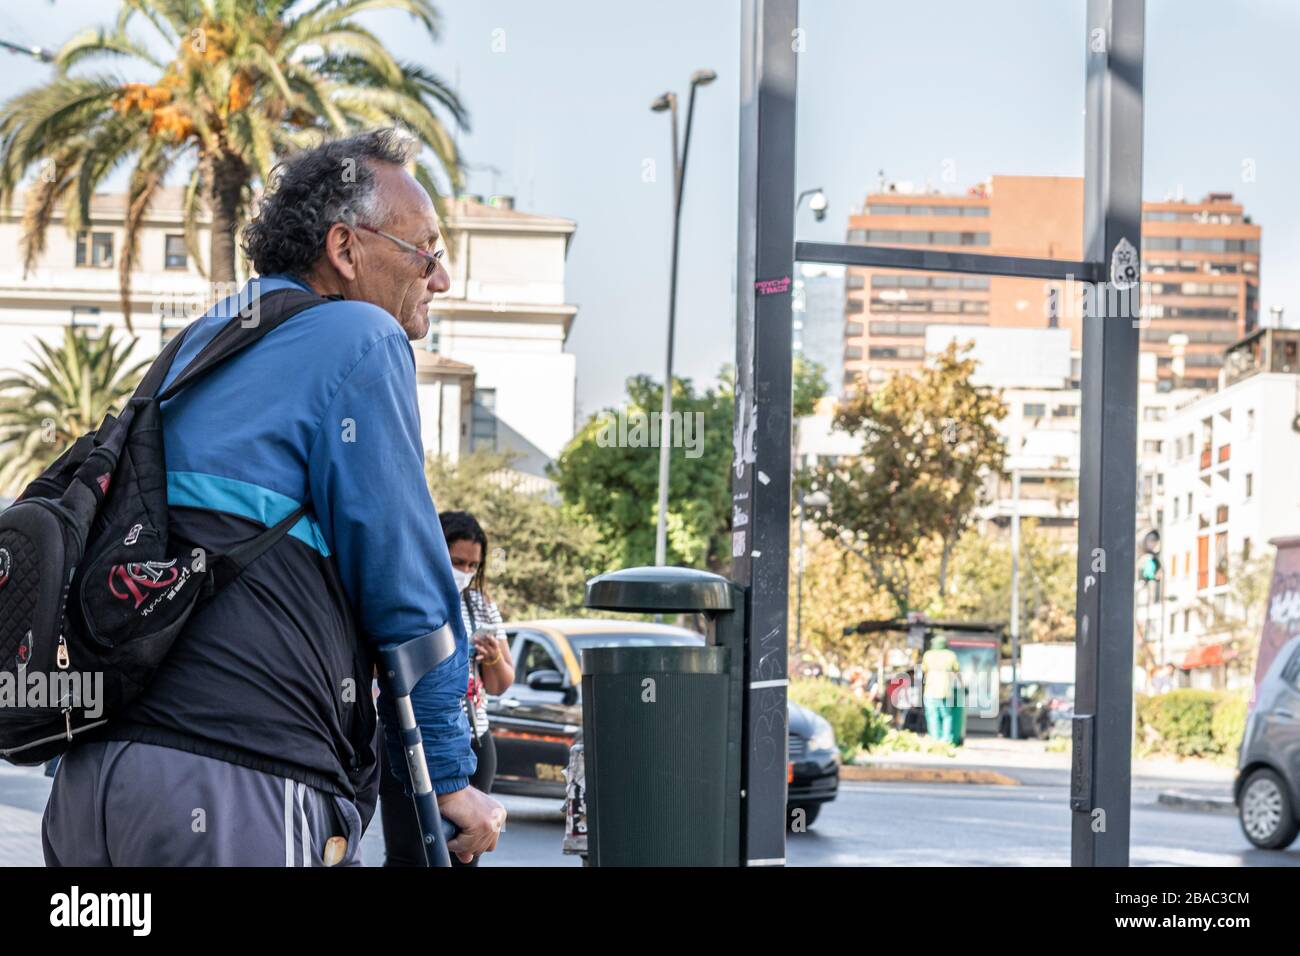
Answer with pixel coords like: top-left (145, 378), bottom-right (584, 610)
top-left (441, 509), bottom-right (515, 801)
top-left (379, 510), bottom-right (514, 867)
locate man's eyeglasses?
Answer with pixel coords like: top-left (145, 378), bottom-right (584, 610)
top-left (355, 223), bottom-right (444, 280)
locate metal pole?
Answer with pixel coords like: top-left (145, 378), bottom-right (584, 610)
top-left (654, 93), bottom-right (681, 567)
top-left (1071, 0), bottom-right (1145, 868)
top-left (1010, 468), bottom-right (1021, 740)
top-left (733, 0), bottom-right (798, 866)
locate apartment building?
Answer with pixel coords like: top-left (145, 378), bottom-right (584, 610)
top-left (843, 176), bottom-right (1261, 392)
top-left (426, 196), bottom-right (579, 481)
top-left (1151, 329), bottom-right (1300, 689)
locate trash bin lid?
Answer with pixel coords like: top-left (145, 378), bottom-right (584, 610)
top-left (584, 565), bottom-right (735, 613)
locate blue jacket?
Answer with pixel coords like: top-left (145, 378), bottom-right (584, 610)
top-left (93, 274), bottom-right (473, 818)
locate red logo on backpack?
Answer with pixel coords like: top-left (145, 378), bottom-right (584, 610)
top-left (108, 560), bottom-right (179, 609)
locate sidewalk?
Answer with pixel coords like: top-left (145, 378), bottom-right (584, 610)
top-left (850, 734), bottom-right (1237, 799)
top-left (0, 763), bottom-right (51, 867)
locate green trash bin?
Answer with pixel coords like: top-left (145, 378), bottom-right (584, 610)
top-left (582, 566), bottom-right (745, 867)
top-left (582, 644), bottom-right (730, 866)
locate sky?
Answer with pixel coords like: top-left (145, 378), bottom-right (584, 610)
top-left (0, 0), bottom-right (1297, 419)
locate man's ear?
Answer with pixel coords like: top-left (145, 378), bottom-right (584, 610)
top-left (323, 222), bottom-right (360, 282)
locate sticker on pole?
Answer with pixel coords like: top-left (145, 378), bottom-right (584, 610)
top-left (1109, 237), bottom-right (1139, 291)
top-left (754, 275), bottom-right (791, 296)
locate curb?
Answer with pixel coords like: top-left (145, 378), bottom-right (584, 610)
top-left (841, 765), bottom-right (1019, 786)
top-left (1156, 791), bottom-right (1235, 815)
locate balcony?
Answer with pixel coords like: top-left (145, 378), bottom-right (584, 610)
top-left (1199, 446), bottom-right (1212, 470)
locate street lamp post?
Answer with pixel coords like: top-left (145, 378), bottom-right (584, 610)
top-left (651, 69), bottom-right (716, 568)
top-left (1010, 468), bottom-right (1022, 740)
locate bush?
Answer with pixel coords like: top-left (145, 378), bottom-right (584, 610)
top-left (1211, 694), bottom-right (1248, 761)
top-left (861, 703), bottom-right (893, 750)
top-left (872, 728), bottom-right (955, 757)
top-left (1136, 689), bottom-right (1249, 760)
top-left (790, 678), bottom-right (866, 759)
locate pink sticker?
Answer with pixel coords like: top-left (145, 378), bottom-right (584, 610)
top-left (754, 276), bottom-right (792, 296)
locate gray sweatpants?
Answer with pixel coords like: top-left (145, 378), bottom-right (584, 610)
top-left (43, 740), bottom-right (364, 867)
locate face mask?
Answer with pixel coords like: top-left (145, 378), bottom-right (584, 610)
top-left (451, 567), bottom-right (475, 593)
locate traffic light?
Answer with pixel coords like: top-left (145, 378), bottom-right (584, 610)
top-left (1139, 529), bottom-right (1161, 582)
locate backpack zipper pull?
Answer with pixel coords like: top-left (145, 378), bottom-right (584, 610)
top-left (64, 708), bottom-right (73, 741)
top-left (56, 635), bottom-right (70, 669)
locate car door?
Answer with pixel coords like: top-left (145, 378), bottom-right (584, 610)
top-left (1272, 648), bottom-right (1300, 796)
top-left (491, 630), bottom-right (579, 794)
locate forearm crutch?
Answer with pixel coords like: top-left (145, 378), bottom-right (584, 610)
top-left (377, 624), bottom-right (459, 867)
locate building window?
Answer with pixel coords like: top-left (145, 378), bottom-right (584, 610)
top-left (1023, 403), bottom-right (1046, 419)
top-left (164, 234), bottom-right (188, 270)
top-left (1244, 472), bottom-right (1253, 500)
top-left (470, 388), bottom-right (497, 451)
top-left (69, 305), bottom-right (102, 337)
top-left (75, 231), bottom-right (114, 268)
top-left (1215, 531), bottom-right (1229, 586)
top-left (1054, 404), bottom-right (1078, 419)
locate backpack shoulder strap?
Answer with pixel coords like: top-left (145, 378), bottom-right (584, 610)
top-left (206, 503), bottom-right (309, 595)
top-left (131, 322), bottom-right (197, 403)
top-left (152, 287), bottom-right (327, 402)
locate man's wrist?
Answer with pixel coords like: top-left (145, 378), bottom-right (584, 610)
top-left (434, 777), bottom-right (470, 800)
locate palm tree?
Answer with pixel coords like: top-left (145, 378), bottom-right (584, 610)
top-left (0, 327), bottom-right (147, 496)
top-left (0, 0), bottom-right (467, 329)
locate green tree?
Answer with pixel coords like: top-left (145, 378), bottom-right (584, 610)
top-left (946, 520), bottom-right (1077, 643)
top-left (0, 326), bottom-right (147, 495)
top-left (552, 373), bottom-right (734, 571)
top-left (426, 451), bottom-right (601, 621)
top-left (802, 343), bottom-right (1007, 616)
top-left (791, 354), bottom-right (829, 418)
top-left (789, 524), bottom-right (901, 672)
top-left (0, 0), bottom-right (466, 326)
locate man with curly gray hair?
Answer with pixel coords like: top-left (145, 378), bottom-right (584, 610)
top-left (43, 128), bottom-right (505, 866)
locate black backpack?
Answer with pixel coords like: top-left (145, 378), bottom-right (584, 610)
top-left (0, 287), bottom-right (324, 763)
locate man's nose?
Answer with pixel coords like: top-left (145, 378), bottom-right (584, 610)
top-left (428, 261), bottom-right (451, 294)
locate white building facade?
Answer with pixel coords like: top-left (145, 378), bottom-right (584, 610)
top-left (426, 197), bottom-right (578, 480)
top-left (1151, 329), bottom-right (1300, 688)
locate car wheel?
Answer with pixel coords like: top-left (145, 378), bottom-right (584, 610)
top-left (787, 803), bottom-right (821, 830)
top-left (1239, 768), bottom-right (1300, 850)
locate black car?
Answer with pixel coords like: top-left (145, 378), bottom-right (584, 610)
top-left (997, 682), bottom-right (1056, 739)
top-left (486, 619), bottom-right (839, 828)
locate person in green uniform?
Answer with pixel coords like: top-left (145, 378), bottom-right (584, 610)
top-left (921, 635), bottom-right (961, 744)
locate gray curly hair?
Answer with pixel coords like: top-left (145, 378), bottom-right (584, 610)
top-left (241, 127), bottom-right (420, 277)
